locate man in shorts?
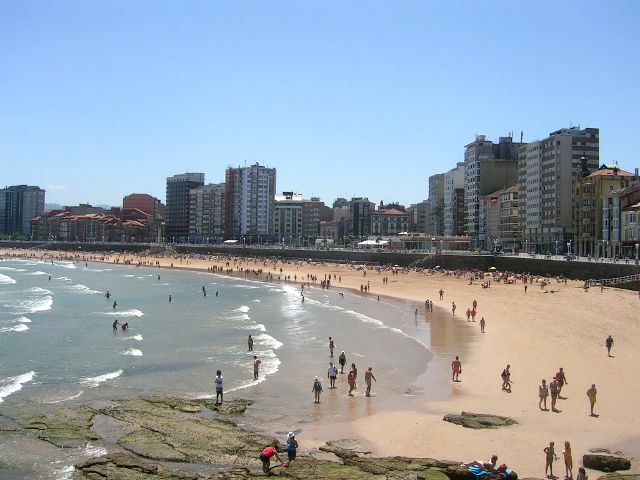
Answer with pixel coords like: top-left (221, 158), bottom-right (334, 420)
top-left (605, 335), bottom-right (614, 357)
top-left (452, 356), bottom-right (462, 382)
top-left (365, 367), bottom-right (377, 397)
top-left (328, 362), bottom-right (338, 388)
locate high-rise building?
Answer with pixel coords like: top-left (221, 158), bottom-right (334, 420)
top-left (347, 198), bottom-right (375, 238)
top-left (444, 163), bottom-right (465, 236)
top-left (165, 173), bottom-right (205, 242)
top-left (0, 185), bottom-right (45, 237)
top-left (274, 192), bottom-right (303, 243)
top-left (189, 183), bottom-right (225, 242)
top-left (302, 197), bottom-right (323, 239)
top-left (464, 135), bottom-right (522, 246)
top-left (518, 127), bottom-right (599, 253)
top-left (428, 174), bottom-right (445, 235)
top-left (224, 164), bottom-right (276, 241)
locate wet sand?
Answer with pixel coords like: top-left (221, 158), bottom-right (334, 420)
top-left (2, 248), bottom-right (639, 477)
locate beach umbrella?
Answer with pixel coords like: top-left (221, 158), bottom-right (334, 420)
top-left (489, 266), bottom-right (497, 270)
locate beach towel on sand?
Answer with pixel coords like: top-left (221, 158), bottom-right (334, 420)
top-left (468, 465), bottom-right (513, 477)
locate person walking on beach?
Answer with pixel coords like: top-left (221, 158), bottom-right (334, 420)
top-left (452, 302), bottom-right (456, 315)
top-left (214, 370), bottom-right (223, 405)
top-left (562, 441), bottom-right (573, 479)
top-left (328, 362), bottom-right (338, 388)
top-left (472, 299), bottom-right (477, 310)
top-left (539, 379), bottom-right (549, 411)
top-left (480, 317), bottom-right (486, 333)
top-left (544, 441), bottom-right (558, 478)
top-left (259, 445), bottom-right (284, 474)
top-left (525, 284), bottom-right (528, 294)
top-left (466, 308), bottom-right (471, 321)
top-left (365, 367), bottom-right (376, 397)
top-left (351, 363), bottom-right (358, 388)
top-left (555, 368), bottom-right (568, 399)
top-left (338, 351), bottom-right (346, 374)
top-left (605, 335), bottom-right (614, 357)
top-left (587, 384), bottom-right (597, 416)
top-left (439, 289), bottom-right (444, 300)
top-left (452, 356), bottom-right (462, 382)
top-left (286, 432), bottom-right (298, 463)
top-left (347, 369), bottom-right (356, 396)
top-left (501, 365), bottom-right (512, 392)
top-left (248, 335), bottom-right (253, 352)
top-left (253, 356), bottom-right (261, 380)
top-left (312, 376), bottom-right (323, 403)
top-left (549, 378), bottom-right (559, 412)
top-left (471, 308), bottom-right (477, 322)
top-left (329, 337), bottom-right (335, 357)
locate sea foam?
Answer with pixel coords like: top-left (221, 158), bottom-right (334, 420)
top-left (0, 273), bottom-right (16, 285)
top-left (102, 309), bottom-right (144, 317)
top-left (0, 323), bottom-right (29, 333)
top-left (123, 348), bottom-right (143, 356)
top-left (80, 369), bottom-right (123, 387)
top-left (0, 371), bottom-right (36, 403)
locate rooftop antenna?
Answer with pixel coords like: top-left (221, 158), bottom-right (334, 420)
top-left (520, 131), bottom-right (523, 143)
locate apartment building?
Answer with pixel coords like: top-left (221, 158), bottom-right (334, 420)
top-left (165, 173), bottom-right (204, 242)
top-left (444, 163), bottom-right (465, 236)
top-left (189, 183), bottom-right (225, 242)
top-left (428, 174), bottom-right (445, 235)
top-left (0, 185), bottom-right (45, 237)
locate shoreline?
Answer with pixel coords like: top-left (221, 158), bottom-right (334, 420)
top-left (1, 247), bottom-right (639, 478)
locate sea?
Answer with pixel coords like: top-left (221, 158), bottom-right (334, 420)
top-left (0, 256), bottom-right (477, 479)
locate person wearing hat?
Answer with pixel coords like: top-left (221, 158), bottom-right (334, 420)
top-left (312, 376), bottom-right (323, 403)
top-left (286, 432), bottom-right (298, 462)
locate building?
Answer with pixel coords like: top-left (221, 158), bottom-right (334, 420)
top-left (347, 197), bottom-right (375, 238)
top-left (498, 186), bottom-right (520, 253)
top-left (189, 183), bottom-right (225, 243)
top-left (573, 165), bottom-right (636, 257)
top-left (165, 173), bottom-right (204, 243)
top-left (302, 197), bottom-right (323, 239)
top-left (319, 221), bottom-right (339, 240)
top-left (428, 174), bottom-right (445, 235)
top-left (444, 163), bottom-right (465, 236)
top-left (0, 185), bottom-right (45, 237)
top-left (519, 127), bottom-right (599, 253)
top-left (602, 181), bottom-right (640, 258)
top-left (123, 193), bottom-right (163, 216)
top-left (274, 192), bottom-right (303, 243)
top-left (464, 135), bottom-right (522, 246)
top-left (224, 164), bottom-right (276, 241)
top-left (479, 191), bottom-right (501, 250)
top-left (371, 206), bottom-right (409, 236)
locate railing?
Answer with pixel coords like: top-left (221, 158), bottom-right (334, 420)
top-left (592, 273), bottom-right (640, 286)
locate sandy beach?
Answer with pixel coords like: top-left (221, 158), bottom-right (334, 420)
top-left (2, 247), bottom-right (639, 478)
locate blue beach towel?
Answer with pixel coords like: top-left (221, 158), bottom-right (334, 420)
top-left (468, 465), bottom-right (513, 477)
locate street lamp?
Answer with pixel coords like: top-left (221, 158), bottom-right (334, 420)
top-left (635, 243), bottom-right (639, 264)
top-left (555, 240), bottom-right (558, 256)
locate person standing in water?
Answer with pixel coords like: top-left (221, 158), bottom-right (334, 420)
top-left (253, 356), bottom-right (261, 380)
top-left (112, 301), bottom-right (117, 309)
top-left (364, 367), bottom-right (376, 397)
top-left (338, 351), bottom-right (347, 374)
top-left (329, 337), bottom-right (335, 357)
top-left (312, 376), bottom-right (323, 403)
top-left (452, 356), bottom-right (462, 382)
top-left (168, 294), bottom-right (172, 303)
top-left (248, 335), bottom-right (254, 352)
top-left (328, 362), bottom-right (338, 388)
top-left (214, 370), bottom-right (223, 405)
top-left (112, 319), bottom-right (119, 330)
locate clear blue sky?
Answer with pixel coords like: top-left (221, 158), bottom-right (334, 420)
top-left (1, 1), bottom-right (639, 207)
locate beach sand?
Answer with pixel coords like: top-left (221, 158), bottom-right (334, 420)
top-left (2, 247), bottom-right (639, 477)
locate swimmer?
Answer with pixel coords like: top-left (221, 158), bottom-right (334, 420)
top-left (112, 301), bottom-right (117, 309)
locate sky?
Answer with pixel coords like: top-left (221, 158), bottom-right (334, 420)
top-left (1, 1), bottom-right (639, 207)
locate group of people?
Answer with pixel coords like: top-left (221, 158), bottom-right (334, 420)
top-left (543, 441), bottom-right (586, 480)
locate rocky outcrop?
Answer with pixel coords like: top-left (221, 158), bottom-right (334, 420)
top-left (583, 454), bottom-right (631, 472)
top-left (443, 412), bottom-right (517, 429)
top-left (1, 396), bottom-right (521, 480)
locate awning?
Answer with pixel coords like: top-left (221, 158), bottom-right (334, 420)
top-left (357, 240), bottom-right (389, 246)
top-left (224, 240), bottom-right (238, 244)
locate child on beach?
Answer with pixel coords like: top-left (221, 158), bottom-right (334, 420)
top-left (286, 432), bottom-right (298, 462)
top-left (544, 441), bottom-right (558, 478)
top-left (562, 441), bottom-right (573, 479)
top-left (576, 467), bottom-right (587, 480)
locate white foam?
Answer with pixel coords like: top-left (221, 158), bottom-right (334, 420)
top-left (0, 273), bottom-right (16, 285)
top-left (54, 465), bottom-right (75, 480)
top-left (14, 316), bottom-right (31, 323)
top-left (255, 333), bottom-right (283, 350)
top-left (344, 309), bottom-right (431, 351)
top-left (226, 357), bottom-right (281, 393)
top-left (121, 334), bottom-right (143, 341)
top-left (84, 443), bottom-right (108, 457)
top-left (55, 276), bottom-right (72, 282)
top-left (0, 323), bottom-right (29, 333)
top-left (57, 262), bottom-right (77, 269)
top-left (0, 266), bottom-right (25, 272)
top-left (13, 295), bottom-right (53, 314)
top-left (84, 268), bottom-right (111, 272)
top-left (123, 348), bottom-right (142, 356)
top-left (67, 284), bottom-right (101, 295)
top-left (122, 274), bottom-right (136, 278)
top-left (28, 287), bottom-right (53, 295)
top-left (101, 309), bottom-right (144, 317)
top-left (235, 305), bottom-right (250, 313)
top-left (238, 323), bottom-right (266, 332)
top-left (25, 270), bottom-right (49, 276)
top-left (43, 390), bottom-right (84, 404)
top-left (0, 371), bottom-right (36, 403)
top-left (232, 284), bottom-right (260, 289)
top-left (80, 369), bottom-right (123, 387)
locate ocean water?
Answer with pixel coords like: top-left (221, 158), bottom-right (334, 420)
top-left (0, 256), bottom-right (476, 478)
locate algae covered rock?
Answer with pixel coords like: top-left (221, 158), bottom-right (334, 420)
top-left (14, 405), bottom-right (99, 448)
top-left (443, 412), bottom-right (517, 429)
top-left (72, 452), bottom-right (209, 479)
top-left (583, 454), bottom-right (631, 472)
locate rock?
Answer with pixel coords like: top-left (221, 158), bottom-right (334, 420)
top-left (583, 454), bottom-right (631, 472)
top-left (418, 468), bottom-right (452, 480)
top-left (13, 405), bottom-right (99, 448)
top-left (443, 412), bottom-right (518, 429)
top-left (597, 474), bottom-right (640, 480)
top-left (73, 452), bottom-right (207, 479)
